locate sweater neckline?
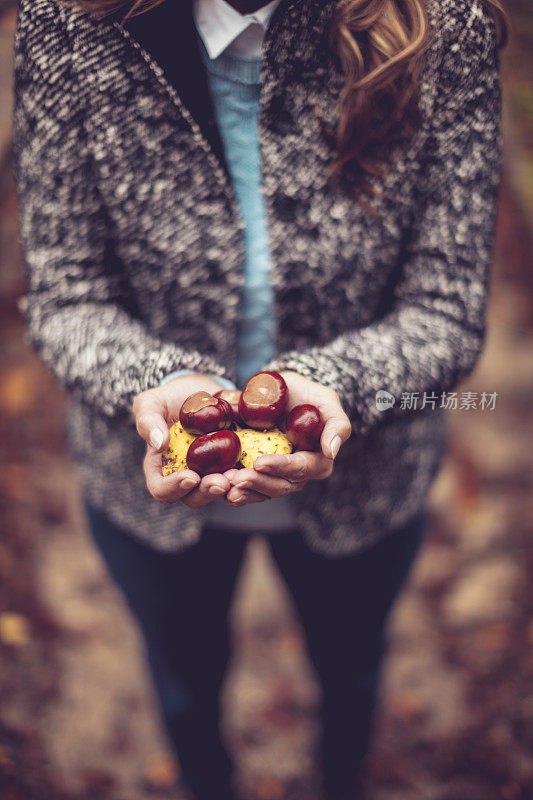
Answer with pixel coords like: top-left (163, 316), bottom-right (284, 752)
top-left (197, 33), bottom-right (263, 85)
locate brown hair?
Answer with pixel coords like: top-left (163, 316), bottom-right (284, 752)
top-left (64, 0), bottom-right (507, 197)
top-left (326, 0), bottom-right (506, 196)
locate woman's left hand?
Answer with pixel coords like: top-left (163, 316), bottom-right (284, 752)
top-left (223, 371), bottom-right (352, 507)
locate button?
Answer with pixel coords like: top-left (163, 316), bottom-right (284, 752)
top-left (272, 108), bottom-right (296, 136)
top-left (269, 93), bottom-right (285, 115)
top-left (268, 93), bottom-right (296, 136)
top-left (272, 194), bottom-right (300, 222)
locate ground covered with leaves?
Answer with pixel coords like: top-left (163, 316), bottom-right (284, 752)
top-left (1, 3), bottom-right (533, 799)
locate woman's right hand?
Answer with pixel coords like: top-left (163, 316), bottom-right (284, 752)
top-left (132, 374), bottom-right (234, 509)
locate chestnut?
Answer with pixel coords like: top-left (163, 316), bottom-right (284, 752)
top-left (214, 389), bottom-right (242, 422)
top-left (179, 391), bottom-right (233, 435)
top-left (186, 430), bottom-right (241, 476)
top-left (238, 371), bottom-right (288, 430)
top-left (285, 404), bottom-right (324, 451)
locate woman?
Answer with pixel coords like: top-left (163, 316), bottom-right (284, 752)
top-left (13, 0), bottom-right (505, 796)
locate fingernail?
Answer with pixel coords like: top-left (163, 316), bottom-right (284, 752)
top-left (330, 435), bottom-right (341, 459)
top-left (234, 481), bottom-right (250, 490)
top-left (231, 494), bottom-right (245, 505)
top-left (180, 478), bottom-right (198, 490)
top-left (150, 427), bottom-right (164, 450)
top-left (209, 486), bottom-right (226, 496)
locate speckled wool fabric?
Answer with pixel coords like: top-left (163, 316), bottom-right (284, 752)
top-left (13, 0), bottom-right (502, 556)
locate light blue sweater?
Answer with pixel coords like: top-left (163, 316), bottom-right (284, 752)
top-left (186, 40), bottom-right (297, 530)
top-left (204, 47), bottom-right (276, 388)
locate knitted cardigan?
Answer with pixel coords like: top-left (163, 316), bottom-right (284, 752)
top-left (12, 0), bottom-right (502, 555)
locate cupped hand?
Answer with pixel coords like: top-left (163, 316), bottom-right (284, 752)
top-left (224, 370), bottom-right (351, 506)
top-left (133, 374), bottom-right (233, 508)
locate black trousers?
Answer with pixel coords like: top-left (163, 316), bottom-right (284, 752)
top-left (86, 505), bottom-right (426, 800)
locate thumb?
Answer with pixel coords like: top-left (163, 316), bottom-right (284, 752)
top-left (321, 413), bottom-right (352, 460)
top-left (133, 394), bottom-right (170, 452)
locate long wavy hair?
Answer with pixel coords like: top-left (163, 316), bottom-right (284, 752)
top-left (64, 0), bottom-right (507, 197)
top-left (326, 0), bottom-right (506, 196)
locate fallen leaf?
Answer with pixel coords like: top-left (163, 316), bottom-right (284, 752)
top-left (0, 464), bottom-right (30, 502)
top-left (501, 781), bottom-right (522, 800)
top-left (389, 692), bottom-right (426, 721)
top-left (0, 366), bottom-right (37, 416)
top-left (279, 631), bottom-right (302, 656)
top-left (144, 752), bottom-right (179, 788)
top-left (81, 769), bottom-right (116, 792)
top-left (0, 745), bottom-right (12, 767)
top-left (476, 622), bottom-right (510, 651)
top-left (0, 613), bottom-right (31, 647)
top-left (528, 620), bottom-right (533, 646)
top-left (253, 776), bottom-right (285, 800)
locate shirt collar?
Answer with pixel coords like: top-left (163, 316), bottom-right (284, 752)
top-left (194, 0), bottom-right (282, 59)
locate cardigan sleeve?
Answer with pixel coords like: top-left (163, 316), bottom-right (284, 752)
top-left (12, 0), bottom-right (233, 419)
top-left (263, 1), bottom-right (502, 434)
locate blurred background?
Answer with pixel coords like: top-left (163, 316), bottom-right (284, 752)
top-left (1, 1), bottom-right (532, 799)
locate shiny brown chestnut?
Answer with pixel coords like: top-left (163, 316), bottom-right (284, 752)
top-left (238, 371), bottom-right (288, 430)
top-left (179, 391), bottom-right (233, 435)
top-left (186, 430), bottom-right (241, 476)
top-left (285, 404), bottom-right (324, 451)
top-left (214, 389), bottom-right (242, 423)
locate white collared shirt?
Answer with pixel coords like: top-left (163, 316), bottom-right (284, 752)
top-left (193, 0), bottom-right (282, 59)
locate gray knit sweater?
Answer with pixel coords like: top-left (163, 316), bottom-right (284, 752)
top-left (12, 0), bottom-right (502, 555)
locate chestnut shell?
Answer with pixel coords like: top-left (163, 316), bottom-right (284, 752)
top-left (285, 404), bottom-right (324, 451)
top-left (186, 430), bottom-right (241, 476)
top-left (214, 389), bottom-right (242, 423)
top-left (179, 391), bottom-right (233, 435)
top-left (238, 371), bottom-right (288, 430)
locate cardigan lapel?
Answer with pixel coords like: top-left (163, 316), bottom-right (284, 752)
top-left (102, 0), bottom-right (333, 120)
top-left (115, 0), bottom-right (229, 173)
top-left (260, 0), bottom-right (338, 99)
top-left (93, 0), bottom-right (338, 189)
